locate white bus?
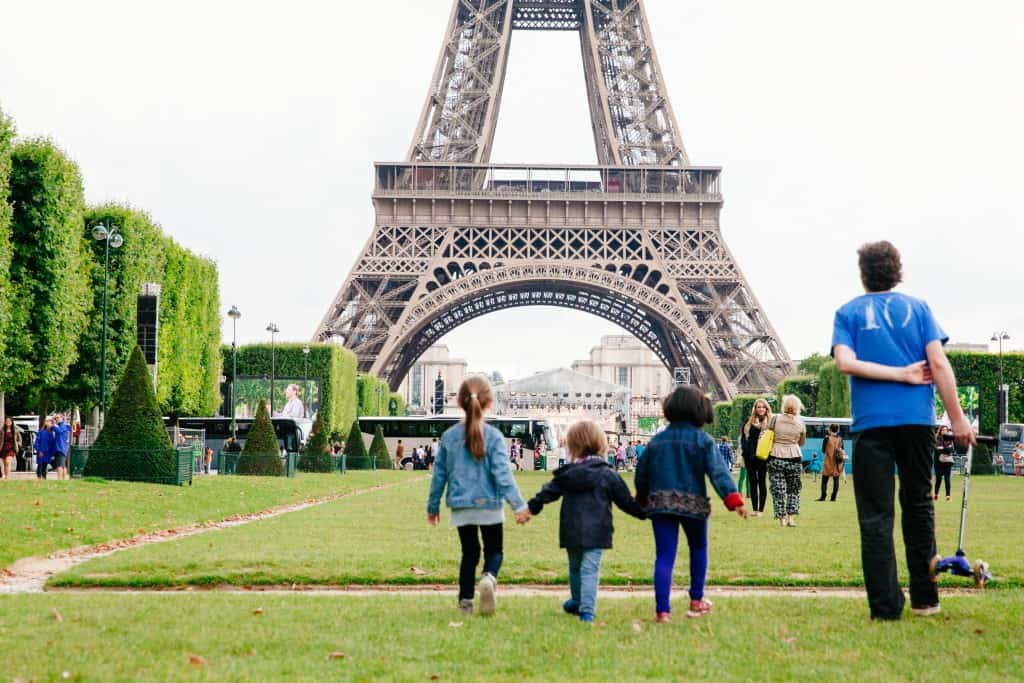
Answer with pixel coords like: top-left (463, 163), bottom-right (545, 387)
top-left (357, 416), bottom-right (557, 469)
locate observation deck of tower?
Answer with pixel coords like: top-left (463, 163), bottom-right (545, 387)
top-left (315, 0), bottom-right (794, 400)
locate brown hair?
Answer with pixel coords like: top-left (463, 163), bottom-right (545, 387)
top-left (458, 376), bottom-right (493, 460)
top-left (566, 421), bottom-right (607, 460)
top-left (857, 241), bottom-right (903, 292)
top-left (743, 398), bottom-right (773, 436)
top-left (662, 385), bottom-right (714, 426)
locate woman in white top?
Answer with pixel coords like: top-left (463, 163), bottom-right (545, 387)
top-left (767, 395), bottom-right (807, 527)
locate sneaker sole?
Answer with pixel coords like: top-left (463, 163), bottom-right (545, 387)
top-left (910, 605), bottom-right (941, 617)
top-left (478, 578), bottom-right (496, 616)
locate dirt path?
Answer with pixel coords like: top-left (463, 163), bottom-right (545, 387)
top-left (0, 478), bottom-right (422, 595)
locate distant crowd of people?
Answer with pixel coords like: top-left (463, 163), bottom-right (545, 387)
top-left (0, 413), bottom-right (75, 481)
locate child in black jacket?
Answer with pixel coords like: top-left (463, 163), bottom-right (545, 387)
top-left (527, 420), bottom-right (646, 622)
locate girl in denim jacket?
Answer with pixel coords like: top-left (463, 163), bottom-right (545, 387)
top-left (427, 377), bottom-right (529, 616)
top-left (635, 386), bottom-right (748, 622)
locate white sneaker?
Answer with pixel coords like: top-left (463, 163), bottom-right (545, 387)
top-left (478, 573), bottom-right (497, 616)
top-left (910, 604), bottom-right (941, 617)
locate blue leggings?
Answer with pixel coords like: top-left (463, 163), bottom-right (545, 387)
top-left (652, 515), bottom-right (708, 613)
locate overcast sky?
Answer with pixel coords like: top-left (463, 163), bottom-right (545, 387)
top-left (2, 0), bottom-right (1022, 380)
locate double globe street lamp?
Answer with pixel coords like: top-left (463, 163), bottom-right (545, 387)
top-left (992, 330), bottom-right (1011, 426)
top-left (91, 224), bottom-right (124, 426)
top-left (266, 323), bottom-right (279, 414)
top-left (227, 306), bottom-right (242, 439)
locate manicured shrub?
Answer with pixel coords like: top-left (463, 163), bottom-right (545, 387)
top-left (237, 400), bottom-right (284, 476)
top-left (971, 443), bottom-right (994, 476)
top-left (343, 418), bottom-right (371, 469)
top-left (369, 424), bottom-right (391, 469)
top-left (712, 402), bottom-right (733, 438)
top-left (84, 346), bottom-right (175, 482)
top-left (298, 413), bottom-right (333, 473)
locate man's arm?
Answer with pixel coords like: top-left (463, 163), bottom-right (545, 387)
top-left (832, 344), bottom-right (933, 384)
top-left (925, 340), bottom-right (977, 448)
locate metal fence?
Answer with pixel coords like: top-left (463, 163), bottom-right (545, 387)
top-left (216, 451), bottom-right (298, 478)
top-left (69, 446), bottom-right (194, 486)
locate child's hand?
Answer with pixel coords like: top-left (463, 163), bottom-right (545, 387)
top-left (427, 514), bottom-right (440, 526)
top-left (515, 510), bottom-right (532, 525)
top-left (735, 505), bottom-right (749, 519)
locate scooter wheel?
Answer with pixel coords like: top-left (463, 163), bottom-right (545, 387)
top-left (973, 560), bottom-right (990, 589)
top-left (928, 554), bottom-right (942, 583)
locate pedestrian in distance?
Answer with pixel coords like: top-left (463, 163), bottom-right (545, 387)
top-left (1013, 442), bottom-right (1024, 477)
top-left (34, 417), bottom-right (55, 480)
top-left (526, 420), bottom-right (647, 623)
top-left (615, 443), bottom-right (626, 471)
top-left (426, 376), bottom-right (530, 617)
top-left (52, 412), bottom-right (72, 480)
top-left (767, 395), bottom-right (807, 527)
top-left (1, 416), bottom-right (23, 480)
top-left (817, 424), bottom-right (845, 501)
top-left (741, 399), bottom-right (772, 517)
top-left (933, 426), bottom-right (954, 501)
top-left (204, 447), bottom-right (214, 474)
top-left (717, 436), bottom-right (734, 471)
top-left (832, 240), bottom-right (975, 621)
top-left (634, 385), bottom-right (748, 622)
top-left (395, 439), bottom-right (405, 470)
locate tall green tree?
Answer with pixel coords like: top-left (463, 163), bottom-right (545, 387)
top-left (0, 139), bottom-right (92, 410)
top-left (0, 109), bottom-right (15, 420)
top-left (797, 353), bottom-right (830, 376)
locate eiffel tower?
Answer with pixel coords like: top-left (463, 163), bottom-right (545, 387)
top-left (314, 0), bottom-right (794, 399)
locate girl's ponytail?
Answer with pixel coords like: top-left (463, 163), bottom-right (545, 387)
top-left (458, 376), bottom-right (492, 460)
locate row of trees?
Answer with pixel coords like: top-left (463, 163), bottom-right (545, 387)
top-left (0, 108), bottom-right (222, 422)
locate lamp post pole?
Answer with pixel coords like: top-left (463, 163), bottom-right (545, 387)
top-left (228, 306), bottom-right (241, 439)
top-left (267, 323), bottom-right (279, 414)
top-left (992, 331), bottom-right (1010, 426)
top-left (91, 224), bottom-right (123, 427)
top-left (302, 344), bottom-right (310, 418)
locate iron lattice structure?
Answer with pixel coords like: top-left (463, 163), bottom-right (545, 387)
top-left (315, 0), bottom-right (793, 399)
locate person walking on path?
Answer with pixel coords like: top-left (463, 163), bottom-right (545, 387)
top-left (817, 424), bottom-right (845, 501)
top-left (395, 440), bottom-right (405, 470)
top-left (34, 417), bottom-right (55, 480)
top-left (740, 399), bottom-right (772, 517)
top-left (634, 386), bottom-right (748, 622)
top-left (768, 395), bottom-right (807, 527)
top-left (832, 240), bottom-right (975, 621)
top-left (52, 413), bottom-right (72, 480)
top-left (717, 436), bottom-right (734, 471)
top-left (1, 416), bottom-right (22, 479)
top-left (933, 427), bottom-right (954, 501)
top-left (527, 420), bottom-right (646, 623)
top-left (427, 376), bottom-right (530, 616)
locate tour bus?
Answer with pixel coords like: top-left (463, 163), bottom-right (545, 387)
top-left (357, 416), bottom-right (557, 469)
top-left (997, 423), bottom-right (1023, 475)
top-left (800, 417), bottom-right (854, 474)
top-left (165, 417), bottom-right (313, 454)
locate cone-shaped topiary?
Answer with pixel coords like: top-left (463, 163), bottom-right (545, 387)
top-left (237, 400), bottom-right (284, 476)
top-left (84, 346), bottom-right (175, 482)
top-left (297, 413), bottom-right (333, 473)
top-left (369, 424), bottom-right (392, 470)
top-left (343, 418), bottom-right (371, 469)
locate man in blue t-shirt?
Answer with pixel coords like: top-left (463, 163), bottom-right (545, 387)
top-left (832, 241), bottom-right (975, 622)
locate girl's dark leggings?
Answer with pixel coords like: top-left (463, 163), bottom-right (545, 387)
top-left (934, 464), bottom-right (952, 497)
top-left (457, 523), bottom-right (503, 601)
top-left (746, 456), bottom-right (768, 512)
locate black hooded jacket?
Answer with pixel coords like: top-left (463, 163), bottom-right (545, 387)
top-left (527, 457), bottom-right (647, 549)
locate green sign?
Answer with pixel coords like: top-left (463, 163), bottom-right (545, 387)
top-left (935, 385), bottom-right (980, 423)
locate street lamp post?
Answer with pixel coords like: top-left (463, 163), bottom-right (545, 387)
top-left (227, 306), bottom-right (242, 438)
top-left (266, 323), bottom-right (279, 414)
top-left (91, 224), bottom-right (124, 427)
top-left (302, 344), bottom-right (310, 418)
top-left (992, 331), bottom-right (1011, 426)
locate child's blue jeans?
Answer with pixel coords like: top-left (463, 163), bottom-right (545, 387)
top-left (566, 548), bottom-right (604, 617)
top-left (652, 515), bottom-right (708, 613)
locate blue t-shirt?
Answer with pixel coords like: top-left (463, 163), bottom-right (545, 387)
top-left (831, 292), bottom-right (948, 432)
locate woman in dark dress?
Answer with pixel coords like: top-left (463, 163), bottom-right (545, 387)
top-left (740, 399), bottom-right (772, 517)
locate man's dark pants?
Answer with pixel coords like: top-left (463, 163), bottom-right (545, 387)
top-left (852, 426), bottom-right (938, 619)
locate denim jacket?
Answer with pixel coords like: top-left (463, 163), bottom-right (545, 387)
top-left (634, 422), bottom-right (741, 520)
top-left (426, 422), bottom-right (526, 515)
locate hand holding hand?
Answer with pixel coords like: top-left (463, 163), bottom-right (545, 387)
top-left (427, 513), bottom-right (439, 527)
top-left (901, 360), bottom-right (933, 385)
top-left (515, 509), bottom-right (532, 525)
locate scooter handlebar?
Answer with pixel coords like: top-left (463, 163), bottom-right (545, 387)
top-left (941, 433), bottom-right (996, 446)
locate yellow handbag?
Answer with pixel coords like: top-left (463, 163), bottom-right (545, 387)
top-left (755, 417), bottom-right (777, 461)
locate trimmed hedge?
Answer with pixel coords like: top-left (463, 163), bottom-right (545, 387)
top-left (712, 402), bottom-right (732, 438)
top-left (816, 361), bottom-right (850, 418)
top-left (369, 424), bottom-right (391, 469)
top-left (226, 344), bottom-right (358, 438)
top-left (948, 351), bottom-right (1024, 436)
top-left (84, 346), bottom-right (175, 481)
top-left (0, 109), bottom-right (14, 379)
top-left (238, 400), bottom-right (284, 476)
top-left (357, 375), bottom-right (390, 416)
top-left (389, 391), bottom-right (407, 417)
top-left (298, 413), bottom-right (333, 473)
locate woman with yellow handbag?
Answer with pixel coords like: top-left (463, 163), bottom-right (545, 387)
top-left (740, 399), bottom-right (772, 517)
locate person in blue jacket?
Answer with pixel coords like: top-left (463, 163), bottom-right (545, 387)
top-left (34, 417), bottom-right (55, 480)
top-left (52, 412), bottom-right (72, 480)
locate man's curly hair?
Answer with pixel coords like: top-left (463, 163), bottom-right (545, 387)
top-left (857, 241), bottom-right (903, 292)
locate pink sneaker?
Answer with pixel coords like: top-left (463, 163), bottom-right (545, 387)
top-left (655, 611), bottom-right (672, 624)
top-left (686, 599), bottom-right (714, 618)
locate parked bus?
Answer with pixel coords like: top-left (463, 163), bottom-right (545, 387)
top-left (357, 416), bottom-right (557, 469)
top-left (165, 417), bottom-right (313, 454)
top-left (800, 417), bottom-right (854, 474)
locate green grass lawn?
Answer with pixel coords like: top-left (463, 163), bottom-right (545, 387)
top-left (0, 592), bottom-right (1020, 681)
top-left (53, 472), bottom-right (1024, 589)
top-left (1, 471), bottom-right (406, 568)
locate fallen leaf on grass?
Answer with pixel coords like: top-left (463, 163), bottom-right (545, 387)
top-left (53, 608), bottom-right (63, 623)
top-left (448, 621), bottom-right (463, 628)
top-left (188, 654), bottom-right (207, 667)
top-left (632, 622), bottom-right (643, 633)
top-left (61, 672), bottom-right (70, 679)
top-left (253, 608), bottom-right (264, 616)
top-left (430, 675), bottom-right (441, 680)
top-left (65, 527), bottom-right (75, 533)
top-left (975, 629), bottom-right (984, 635)
top-left (411, 567), bottom-right (429, 576)
top-left (23, 526), bottom-right (33, 532)
top-left (327, 652), bottom-right (346, 660)
top-left (33, 500), bottom-right (42, 506)
top-left (782, 637), bottom-right (798, 644)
